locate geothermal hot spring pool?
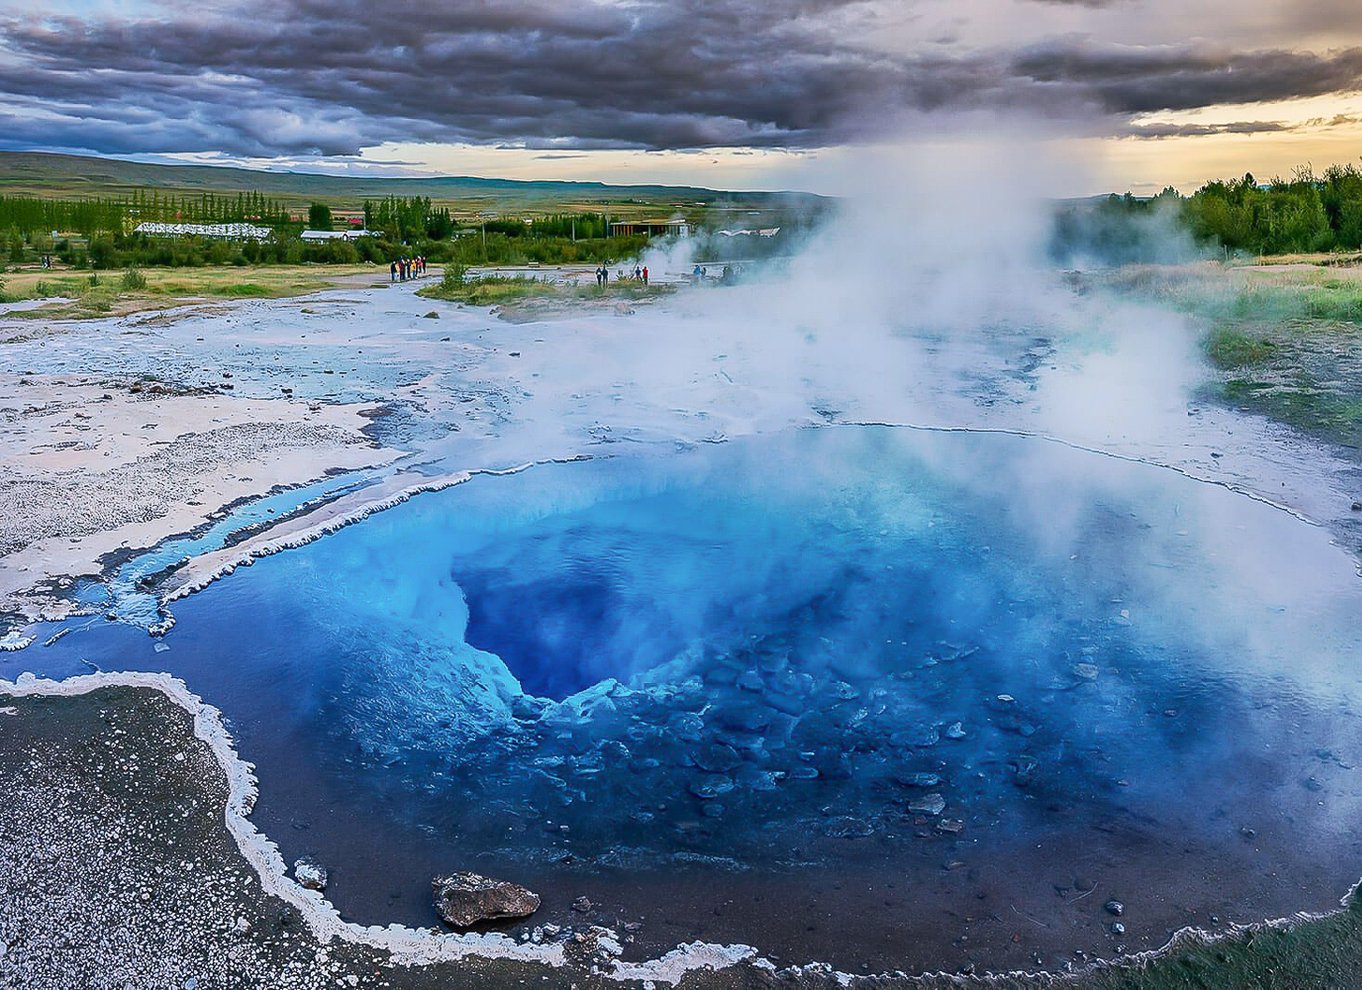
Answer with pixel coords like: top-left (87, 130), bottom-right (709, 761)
top-left (11, 425), bottom-right (1362, 974)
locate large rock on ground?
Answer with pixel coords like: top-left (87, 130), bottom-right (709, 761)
top-left (432, 872), bottom-right (541, 927)
top-left (293, 857), bottom-right (328, 892)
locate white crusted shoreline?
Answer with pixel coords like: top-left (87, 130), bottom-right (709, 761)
top-left (153, 455), bottom-right (592, 627)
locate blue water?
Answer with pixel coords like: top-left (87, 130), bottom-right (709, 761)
top-left (10, 425), bottom-right (1362, 967)
top-left (70, 473), bottom-right (379, 628)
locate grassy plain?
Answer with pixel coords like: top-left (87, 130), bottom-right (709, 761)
top-left (0, 263), bottom-right (380, 318)
top-left (1103, 260), bottom-right (1362, 450)
top-left (0, 149), bottom-right (819, 222)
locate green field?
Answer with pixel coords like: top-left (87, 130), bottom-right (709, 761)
top-left (0, 150), bottom-right (824, 221)
top-left (0, 263), bottom-right (378, 320)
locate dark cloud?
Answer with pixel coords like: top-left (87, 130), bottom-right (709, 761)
top-left (1120, 113), bottom-right (1362, 139)
top-left (1021, 0), bottom-right (1126, 7)
top-left (0, 0), bottom-right (1359, 159)
top-left (1011, 43), bottom-right (1362, 113)
top-left (1120, 120), bottom-right (1292, 139)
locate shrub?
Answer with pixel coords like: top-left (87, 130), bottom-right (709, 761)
top-left (121, 267), bottom-right (147, 290)
top-left (441, 264), bottom-right (467, 290)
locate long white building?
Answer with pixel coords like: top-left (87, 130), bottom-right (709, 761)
top-left (299, 229), bottom-right (378, 242)
top-left (133, 222), bottom-right (274, 240)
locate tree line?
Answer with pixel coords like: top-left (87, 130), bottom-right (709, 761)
top-left (1051, 163), bottom-right (1362, 263)
top-left (1182, 165), bottom-right (1362, 254)
top-left (0, 188), bottom-right (654, 269)
top-left (0, 189), bottom-right (294, 236)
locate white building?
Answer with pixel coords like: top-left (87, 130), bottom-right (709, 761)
top-left (300, 229), bottom-right (378, 242)
top-left (608, 219), bottom-right (691, 238)
top-left (133, 222), bottom-right (273, 240)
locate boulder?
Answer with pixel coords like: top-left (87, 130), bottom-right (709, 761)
top-left (293, 857), bottom-right (328, 892)
top-left (432, 872), bottom-right (541, 927)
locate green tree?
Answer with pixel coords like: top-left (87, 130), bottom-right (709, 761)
top-left (307, 202), bottom-right (333, 230)
top-left (88, 234), bottom-right (117, 269)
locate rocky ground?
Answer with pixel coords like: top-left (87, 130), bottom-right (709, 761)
top-left (0, 372), bottom-right (396, 629)
top-left (0, 684), bottom-right (722, 990)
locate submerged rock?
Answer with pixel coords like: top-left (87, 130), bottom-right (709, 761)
top-left (1012, 755), bottom-right (1039, 787)
top-left (692, 742), bottom-right (741, 773)
top-left (905, 793), bottom-right (947, 816)
top-left (819, 815), bottom-right (875, 838)
top-left (432, 872), bottom-right (541, 927)
top-left (895, 772), bottom-right (942, 788)
top-left (689, 774), bottom-right (735, 799)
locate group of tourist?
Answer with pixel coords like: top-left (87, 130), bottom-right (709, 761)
top-left (692, 263), bottom-right (736, 284)
top-left (594, 264), bottom-right (648, 286)
top-left (390, 256), bottom-right (426, 282)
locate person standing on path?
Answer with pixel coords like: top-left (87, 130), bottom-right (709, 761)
top-left (642, 266), bottom-right (649, 285)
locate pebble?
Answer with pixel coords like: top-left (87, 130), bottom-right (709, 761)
top-left (1105, 899), bottom-right (1124, 917)
top-left (895, 772), bottom-right (941, 788)
top-left (906, 793), bottom-right (947, 816)
top-left (688, 775), bottom-right (735, 800)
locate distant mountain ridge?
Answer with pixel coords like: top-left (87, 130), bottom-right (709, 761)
top-left (0, 150), bottom-right (824, 211)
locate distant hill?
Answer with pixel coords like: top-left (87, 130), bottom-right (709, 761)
top-left (0, 151), bottom-right (826, 217)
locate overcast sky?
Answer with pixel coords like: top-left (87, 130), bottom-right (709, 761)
top-left (2, 0), bottom-right (1361, 194)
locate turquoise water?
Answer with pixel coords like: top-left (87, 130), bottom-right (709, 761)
top-left (11, 425), bottom-right (1362, 969)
